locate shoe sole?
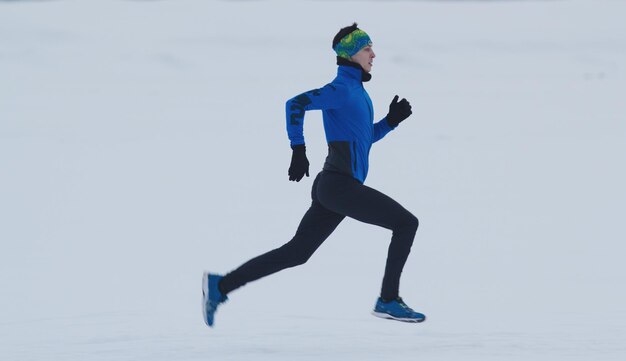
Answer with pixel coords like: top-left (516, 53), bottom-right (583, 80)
top-left (371, 311), bottom-right (426, 323)
top-left (202, 272), bottom-right (210, 327)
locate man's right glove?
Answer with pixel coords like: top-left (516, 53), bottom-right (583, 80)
top-left (288, 144), bottom-right (310, 182)
top-left (386, 95), bottom-right (413, 128)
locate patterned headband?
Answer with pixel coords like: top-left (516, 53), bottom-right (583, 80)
top-left (334, 29), bottom-right (372, 59)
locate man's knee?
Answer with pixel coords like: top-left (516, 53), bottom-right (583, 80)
top-left (288, 251), bottom-right (313, 267)
top-left (407, 213), bottom-right (419, 232)
top-left (390, 212), bottom-right (418, 247)
top-left (396, 212), bottom-right (418, 234)
top-left (280, 244), bottom-right (315, 268)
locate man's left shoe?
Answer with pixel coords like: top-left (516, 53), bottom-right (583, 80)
top-left (202, 272), bottom-right (228, 327)
top-left (372, 297), bottom-right (426, 323)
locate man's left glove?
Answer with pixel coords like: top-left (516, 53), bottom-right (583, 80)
top-left (288, 144), bottom-right (310, 182)
top-left (386, 95), bottom-right (412, 128)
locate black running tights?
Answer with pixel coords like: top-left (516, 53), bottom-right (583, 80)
top-left (219, 171), bottom-right (418, 301)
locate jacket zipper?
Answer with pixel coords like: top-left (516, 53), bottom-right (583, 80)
top-left (352, 141), bottom-right (357, 173)
top-left (363, 85), bottom-right (373, 122)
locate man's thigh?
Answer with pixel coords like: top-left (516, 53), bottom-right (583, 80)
top-left (317, 173), bottom-right (413, 230)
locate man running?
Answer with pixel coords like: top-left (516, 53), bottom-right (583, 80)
top-left (203, 23), bottom-right (425, 327)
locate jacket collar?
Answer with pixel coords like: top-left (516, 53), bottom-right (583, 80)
top-left (336, 56), bottom-right (372, 82)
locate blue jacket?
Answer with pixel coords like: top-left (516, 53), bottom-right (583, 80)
top-left (286, 65), bottom-right (394, 183)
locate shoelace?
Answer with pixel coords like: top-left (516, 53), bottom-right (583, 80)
top-left (395, 298), bottom-right (415, 313)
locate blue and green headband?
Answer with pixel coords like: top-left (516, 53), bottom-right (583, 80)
top-left (334, 29), bottom-right (372, 59)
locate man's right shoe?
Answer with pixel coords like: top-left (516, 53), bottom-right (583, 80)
top-left (372, 297), bottom-right (426, 323)
top-left (202, 272), bottom-right (228, 327)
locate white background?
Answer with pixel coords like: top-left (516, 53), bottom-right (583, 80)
top-left (1, 0), bottom-right (625, 360)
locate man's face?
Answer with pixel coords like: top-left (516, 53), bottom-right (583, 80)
top-left (351, 45), bottom-right (376, 73)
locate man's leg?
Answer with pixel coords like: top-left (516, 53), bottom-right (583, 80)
top-left (316, 172), bottom-right (418, 301)
top-left (219, 176), bottom-right (345, 295)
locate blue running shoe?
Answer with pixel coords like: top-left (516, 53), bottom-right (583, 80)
top-left (372, 297), bottom-right (426, 323)
top-left (202, 272), bottom-right (228, 327)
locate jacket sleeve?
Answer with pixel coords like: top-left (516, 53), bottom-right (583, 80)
top-left (286, 83), bottom-right (348, 147)
top-left (372, 117), bottom-right (395, 143)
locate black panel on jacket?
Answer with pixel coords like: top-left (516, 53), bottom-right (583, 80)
top-left (323, 141), bottom-right (354, 177)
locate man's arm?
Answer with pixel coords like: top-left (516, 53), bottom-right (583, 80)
top-left (285, 83), bottom-right (349, 182)
top-left (373, 95), bottom-right (413, 143)
top-left (285, 83), bottom-right (348, 147)
top-left (373, 117), bottom-right (394, 143)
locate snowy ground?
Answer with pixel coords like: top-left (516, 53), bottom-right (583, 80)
top-left (1, 0), bottom-right (625, 360)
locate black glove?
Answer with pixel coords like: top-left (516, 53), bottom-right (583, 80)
top-left (386, 95), bottom-right (412, 128)
top-left (288, 144), bottom-right (310, 182)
